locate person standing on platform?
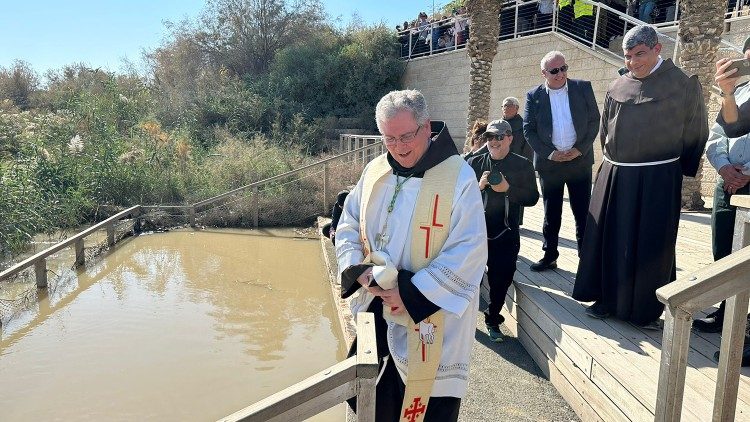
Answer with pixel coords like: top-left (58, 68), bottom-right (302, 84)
top-left (523, 50), bottom-right (600, 272)
top-left (573, 25), bottom-right (708, 329)
top-left (467, 119), bottom-right (539, 342)
top-left (503, 96), bottom-right (534, 162)
top-left (694, 37), bottom-right (750, 366)
top-left (336, 90), bottom-right (487, 421)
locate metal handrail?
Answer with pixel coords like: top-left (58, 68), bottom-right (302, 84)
top-left (398, 0), bottom-right (747, 61)
top-left (193, 138), bottom-right (383, 211)
top-left (219, 312), bottom-right (379, 422)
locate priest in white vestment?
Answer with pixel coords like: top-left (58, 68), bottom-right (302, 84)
top-left (336, 89), bottom-right (487, 422)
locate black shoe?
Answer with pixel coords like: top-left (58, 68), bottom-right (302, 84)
top-left (584, 301), bottom-right (610, 319)
top-left (714, 342), bottom-right (750, 366)
top-left (693, 309), bottom-right (724, 333)
top-left (633, 320), bottom-right (662, 331)
top-left (483, 310), bottom-right (505, 327)
top-left (530, 257), bottom-right (557, 272)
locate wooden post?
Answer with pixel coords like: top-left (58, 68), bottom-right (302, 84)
top-left (34, 259), bottom-right (47, 288)
top-left (323, 163), bottom-right (329, 215)
top-left (188, 206), bottom-right (196, 228)
top-left (74, 238), bottom-right (84, 266)
top-left (106, 223), bottom-right (115, 247)
top-left (654, 305), bottom-right (692, 422)
top-left (356, 312), bottom-right (378, 422)
top-left (253, 185), bottom-right (260, 228)
top-left (713, 206), bottom-right (750, 420)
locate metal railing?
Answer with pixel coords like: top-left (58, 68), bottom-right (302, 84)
top-left (219, 312), bottom-right (378, 422)
top-left (398, 0), bottom-right (747, 61)
top-left (654, 195), bottom-right (750, 421)
top-left (189, 136), bottom-right (384, 227)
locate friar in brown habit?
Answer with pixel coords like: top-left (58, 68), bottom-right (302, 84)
top-left (572, 25), bottom-right (708, 328)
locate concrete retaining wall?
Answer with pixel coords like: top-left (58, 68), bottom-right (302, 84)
top-left (401, 31), bottom-right (741, 199)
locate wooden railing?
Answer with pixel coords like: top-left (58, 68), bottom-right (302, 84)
top-left (0, 134), bottom-right (383, 285)
top-left (219, 312), bottom-right (379, 422)
top-left (655, 195), bottom-right (750, 421)
top-left (0, 205), bottom-right (143, 287)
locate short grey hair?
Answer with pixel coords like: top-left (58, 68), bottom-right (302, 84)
top-left (540, 51), bottom-right (565, 70)
top-left (375, 90), bottom-right (430, 133)
top-left (623, 25), bottom-right (659, 50)
top-left (502, 97), bottom-right (520, 107)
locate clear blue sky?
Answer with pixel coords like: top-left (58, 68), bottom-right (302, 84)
top-left (0, 1), bottom-right (441, 76)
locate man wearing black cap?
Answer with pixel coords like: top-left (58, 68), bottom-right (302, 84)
top-left (468, 119), bottom-right (539, 341)
top-left (695, 36), bottom-right (750, 365)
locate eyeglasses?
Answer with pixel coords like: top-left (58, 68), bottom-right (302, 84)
top-left (484, 132), bottom-right (512, 141)
top-left (502, 104), bottom-right (516, 108)
top-left (544, 64), bottom-right (569, 75)
top-left (383, 124), bottom-right (422, 145)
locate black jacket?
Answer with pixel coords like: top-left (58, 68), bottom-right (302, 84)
top-left (523, 78), bottom-right (600, 173)
top-left (467, 151), bottom-right (539, 237)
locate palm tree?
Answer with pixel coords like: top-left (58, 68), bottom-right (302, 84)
top-left (464, 0), bottom-right (502, 151)
top-left (676, 0), bottom-right (725, 210)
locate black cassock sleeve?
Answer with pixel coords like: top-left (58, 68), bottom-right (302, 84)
top-left (398, 270), bottom-right (441, 323)
top-left (680, 76), bottom-right (709, 177)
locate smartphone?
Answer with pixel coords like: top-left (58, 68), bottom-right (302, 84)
top-left (726, 58), bottom-right (750, 77)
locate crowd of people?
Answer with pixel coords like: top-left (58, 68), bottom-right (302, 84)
top-left (325, 21), bottom-right (750, 422)
top-left (397, 0), bottom-right (749, 60)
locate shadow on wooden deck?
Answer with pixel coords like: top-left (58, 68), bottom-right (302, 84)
top-left (501, 195), bottom-right (750, 421)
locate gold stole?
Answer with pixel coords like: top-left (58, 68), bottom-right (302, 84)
top-left (359, 153), bottom-right (464, 422)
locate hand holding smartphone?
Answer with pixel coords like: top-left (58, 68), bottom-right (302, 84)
top-left (726, 58), bottom-right (750, 77)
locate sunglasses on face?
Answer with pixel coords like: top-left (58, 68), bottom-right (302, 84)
top-left (545, 64), bottom-right (569, 75)
top-left (484, 132), bottom-right (512, 141)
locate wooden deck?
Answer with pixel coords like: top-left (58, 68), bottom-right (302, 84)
top-left (498, 193), bottom-right (750, 421)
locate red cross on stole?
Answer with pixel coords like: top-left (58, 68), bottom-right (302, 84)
top-left (403, 396), bottom-right (427, 422)
top-left (418, 195), bottom-right (444, 259)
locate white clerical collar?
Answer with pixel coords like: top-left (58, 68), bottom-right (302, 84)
top-left (545, 81), bottom-right (568, 94)
top-left (648, 56), bottom-right (664, 75)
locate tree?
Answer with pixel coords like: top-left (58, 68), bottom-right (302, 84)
top-left (195, 0), bottom-right (326, 76)
top-left (0, 60), bottom-right (39, 110)
top-left (676, 0), bottom-right (725, 210)
top-left (464, 0), bottom-right (502, 151)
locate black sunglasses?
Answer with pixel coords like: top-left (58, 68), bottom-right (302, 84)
top-left (545, 64), bottom-right (569, 75)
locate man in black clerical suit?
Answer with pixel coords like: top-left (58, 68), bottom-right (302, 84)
top-left (523, 50), bottom-right (600, 271)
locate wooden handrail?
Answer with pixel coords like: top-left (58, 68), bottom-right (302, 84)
top-left (219, 312), bottom-right (378, 422)
top-left (654, 194), bottom-right (750, 421)
top-left (0, 205), bottom-right (142, 282)
top-left (193, 139), bottom-right (382, 210)
top-left (656, 245), bottom-right (750, 313)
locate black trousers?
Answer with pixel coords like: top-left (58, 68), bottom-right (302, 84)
top-left (539, 165), bottom-right (592, 260)
top-left (484, 229), bottom-right (520, 327)
top-left (712, 181), bottom-right (750, 261)
top-left (711, 181), bottom-right (750, 318)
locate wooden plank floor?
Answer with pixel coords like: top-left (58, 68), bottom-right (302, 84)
top-left (496, 188), bottom-right (750, 421)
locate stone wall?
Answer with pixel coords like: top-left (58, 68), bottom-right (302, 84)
top-left (401, 31), bottom-right (737, 199)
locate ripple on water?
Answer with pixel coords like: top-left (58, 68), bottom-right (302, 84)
top-left (0, 228), bottom-right (345, 421)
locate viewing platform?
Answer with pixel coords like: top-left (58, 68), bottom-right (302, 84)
top-left (502, 191), bottom-right (749, 421)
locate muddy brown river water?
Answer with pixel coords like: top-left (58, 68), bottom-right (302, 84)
top-left (0, 229), bottom-right (346, 421)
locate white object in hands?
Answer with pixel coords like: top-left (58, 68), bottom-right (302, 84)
top-left (369, 250), bottom-right (398, 290)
